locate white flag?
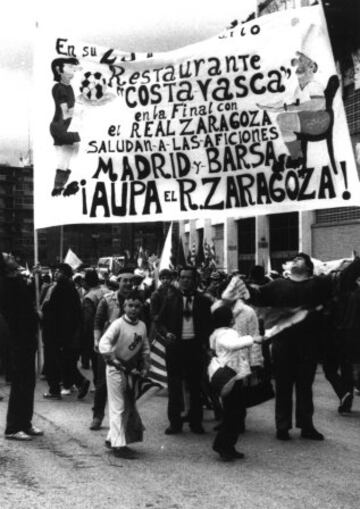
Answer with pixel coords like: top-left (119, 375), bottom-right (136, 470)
top-left (64, 248), bottom-right (83, 270)
top-left (159, 223), bottom-right (173, 272)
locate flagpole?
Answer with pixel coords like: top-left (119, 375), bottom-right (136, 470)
top-left (33, 227), bottom-right (43, 375)
top-left (60, 225), bottom-right (64, 262)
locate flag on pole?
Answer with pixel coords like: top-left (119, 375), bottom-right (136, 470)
top-left (159, 223), bottom-right (173, 272)
top-left (203, 240), bottom-right (211, 262)
top-left (148, 338), bottom-right (167, 388)
top-left (173, 235), bottom-right (187, 269)
top-left (187, 242), bottom-right (197, 267)
top-left (64, 248), bottom-right (83, 270)
top-left (136, 246), bottom-right (145, 269)
top-left (266, 256), bottom-right (272, 276)
top-left (137, 336), bottom-right (167, 400)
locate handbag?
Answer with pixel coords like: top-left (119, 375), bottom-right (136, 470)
top-left (123, 374), bottom-right (145, 444)
top-left (242, 367), bottom-right (274, 408)
top-left (209, 359), bottom-right (238, 398)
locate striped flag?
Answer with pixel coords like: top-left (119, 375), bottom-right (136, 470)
top-left (187, 242), bottom-right (197, 266)
top-left (148, 336), bottom-right (167, 388)
top-left (137, 335), bottom-right (167, 400)
top-left (203, 240), bottom-right (211, 261)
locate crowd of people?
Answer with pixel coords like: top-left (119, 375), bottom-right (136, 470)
top-left (1, 250), bottom-right (360, 462)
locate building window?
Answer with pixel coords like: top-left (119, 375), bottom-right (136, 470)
top-left (315, 207), bottom-right (360, 224)
top-left (237, 218), bottom-right (255, 275)
top-left (213, 224), bottom-right (224, 240)
top-left (237, 218), bottom-right (255, 254)
top-left (184, 232), bottom-right (190, 255)
top-left (269, 212), bottom-right (299, 272)
top-left (269, 212), bottom-right (299, 252)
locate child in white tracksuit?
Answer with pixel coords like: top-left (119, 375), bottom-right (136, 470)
top-left (209, 305), bottom-right (260, 461)
top-left (99, 292), bottom-right (150, 459)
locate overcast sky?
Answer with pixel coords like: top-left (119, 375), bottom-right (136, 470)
top-left (0, 0), bottom-right (256, 165)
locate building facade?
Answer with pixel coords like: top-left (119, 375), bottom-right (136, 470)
top-left (0, 164), bottom-right (165, 267)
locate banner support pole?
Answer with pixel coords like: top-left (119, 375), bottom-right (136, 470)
top-left (33, 227), bottom-right (43, 375)
top-left (60, 225), bottom-right (64, 262)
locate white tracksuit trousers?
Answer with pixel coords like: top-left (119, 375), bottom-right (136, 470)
top-left (106, 366), bottom-right (127, 447)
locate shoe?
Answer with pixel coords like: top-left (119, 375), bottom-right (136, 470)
top-left (276, 430), bottom-right (291, 441)
top-left (190, 425), bottom-right (206, 434)
top-left (355, 388), bottom-right (360, 396)
top-left (77, 380), bottom-right (90, 400)
top-left (105, 440), bottom-right (112, 449)
top-left (230, 448), bottom-right (245, 459)
top-left (165, 426), bottom-right (182, 435)
top-left (26, 426), bottom-right (44, 436)
top-left (61, 388), bottom-right (72, 396)
top-left (338, 392), bottom-right (353, 414)
top-left (43, 392), bottom-right (62, 400)
top-left (89, 417), bottom-right (102, 431)
top-left (301, 428), bottom-right (324, 441)
top-left (213, 446), bottom-right (235, 462)
top-left (218, 452), bottom-right (235, 462)
top-left (0, 395), bottom-right (3, 401)
top-left (112, 446), bottom-right (137, 459)
top-left (5, 431), bottom-right (32, 441)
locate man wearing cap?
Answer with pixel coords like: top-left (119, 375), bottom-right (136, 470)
top-left (90, 268), bottom-right (134, 431)
top-left (154, 266), bottom-right (213, 435)
top-left (236, 253), bottom-right (333, 441)
top-left (42, 263), bottom-right (89, 400)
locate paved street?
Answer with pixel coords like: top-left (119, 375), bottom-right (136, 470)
top-left (0, 369), bottom-right (359, 509)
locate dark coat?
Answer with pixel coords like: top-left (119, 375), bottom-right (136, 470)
top-left (42, 278), bottom-right (82, 347)
top-left (0, 275), bottom-right (38, 351)
top-left (155, 287), bottom-right (213, 351)
top-left (342, 287), bottom-right (360, 362)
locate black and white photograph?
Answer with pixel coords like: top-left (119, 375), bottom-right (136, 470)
top-left (1, 0), bottom-right (360, 507)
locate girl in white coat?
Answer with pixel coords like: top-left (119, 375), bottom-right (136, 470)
top-left (210, 305), bottom-right (261, 461)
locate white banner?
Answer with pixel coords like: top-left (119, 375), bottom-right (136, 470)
top-left (33, 5), bottom-right (360, 229)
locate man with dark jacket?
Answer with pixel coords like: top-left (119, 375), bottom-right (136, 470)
top-left (153, 266), bottom-right (213, 435)
top-left (42, 263), bottom-right (89, 399)
top-left (237, 253), bottom-right (333, 441)
top-left (81, 269), bottom-right (107, 391)
top-left (1, 252), bottom-right (43, 440)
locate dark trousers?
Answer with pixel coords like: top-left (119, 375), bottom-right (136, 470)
top-left (44, 338), bottom-right (85, 394)
top-left (322, 338), bottom-right (354, 400)
top-left (5, 348), bottom-right (36, 434)
top-left (62, 347), bottom-right (85, 389)
top-left (90, 350), bottom-right (98, 386)
top-left (166, 340), bottom-right (203, 429)
top-left (92, 353), bottom-right (107, 420)
top-left (272, 331), bottom-right (317, 431)
top-left (213, 380), bottom-right (246, 453)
